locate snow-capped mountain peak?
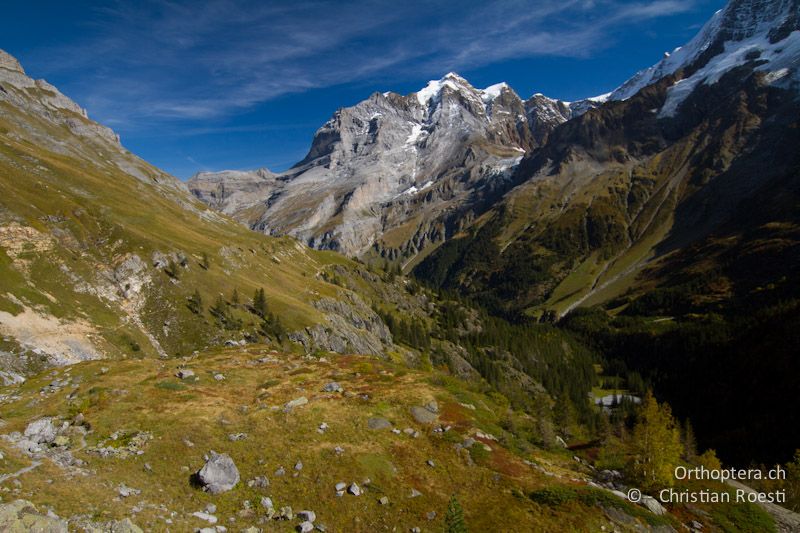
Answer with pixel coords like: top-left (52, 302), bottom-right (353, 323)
top-left (605, 0), bottom-right (799, 114)
top-left (480, 82), bottom-right (511, 103)
top-left (415, 72), bottom-right (473, 105)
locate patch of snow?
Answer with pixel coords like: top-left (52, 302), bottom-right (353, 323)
top-left (415, 72), bottom-right (471, 106)
top-left (405, 123), bottom-right (426, 146)
top-left (606, 0), bottom-right (800, 113)
top-left (586, 92), bottom-right (612, 103)
top-left (660, 30), bottom-right (800, 117)
top-left (397, 180), bottom-right (434, 198)
top-left (480, 82), bottom-right (509, 102)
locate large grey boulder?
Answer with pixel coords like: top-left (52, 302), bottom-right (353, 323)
top-left (367, 417), bottom-right (392, 430)
top-left (410, 406), bottom-right (438, 424)
top-left (197, 451), bottom-right (240, 494)
top-left (640, 495), bottom-right (667, 516)
top-left (23, 418), bottom-right (58, 444)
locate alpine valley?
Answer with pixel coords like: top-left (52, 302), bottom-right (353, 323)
top-left (0, 0), bottom-right (798, 531)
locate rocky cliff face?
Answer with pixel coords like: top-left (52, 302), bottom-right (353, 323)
top-left (188, 74), bottom-right (578, 265)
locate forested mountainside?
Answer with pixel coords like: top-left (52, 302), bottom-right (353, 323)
top-left (414, 0), bottom-right (800, 467)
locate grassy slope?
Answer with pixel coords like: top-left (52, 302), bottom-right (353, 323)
top-left (0, 98), bottom-right (371, 362)
top-left (0, 347), bottom-right (775, 531)
top-left (0, 347), bottom-right (638, 532)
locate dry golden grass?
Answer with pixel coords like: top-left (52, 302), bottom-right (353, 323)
top-left (0, 346), bottom-right (632, 531)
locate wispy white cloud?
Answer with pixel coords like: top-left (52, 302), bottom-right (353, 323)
top-left (26, 0), bottom-right (700, 130)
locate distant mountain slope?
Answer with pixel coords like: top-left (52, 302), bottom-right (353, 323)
top-left (0, 49), bottom-right (599, 430)
top-left (417, 0), bottom-right (800, 318)
top-left (414, 0), bottom-right (800, 465)
top-left (0, 48), bottom-right (418, 377)
top-left (188, 74), bottom-right (583, 267)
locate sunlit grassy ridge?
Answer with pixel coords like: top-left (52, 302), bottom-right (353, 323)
top-left (0, 97), bottom-right (381, 364)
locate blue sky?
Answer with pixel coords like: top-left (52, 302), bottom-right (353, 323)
top-left (2, 0), bottom-right (725, 178)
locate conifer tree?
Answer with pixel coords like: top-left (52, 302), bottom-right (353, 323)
top-left (252, 288), bottom-right (267, 318)
top-left (187, 289), bottom-right (203, 314)
top-left (165, 258), bottom-right (180, 279)
top-left (210, 294), bottom-right (226, 318)
top-left (443, 494), bottom-right (468, 533)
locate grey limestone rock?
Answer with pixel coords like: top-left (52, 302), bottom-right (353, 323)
top-left (197, 451), bottom-right (240, 494)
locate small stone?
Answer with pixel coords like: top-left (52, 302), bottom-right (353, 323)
top-left (426, 511), bottom-right (437, 520)
top-left (275, 466), bottom-right (286, 476)
top-left (143, 463), bottom-right (152, 472)
top-left (333, 446), bottom-right (345, 455)
top-left (176, 369), bottom-right (195, 379)
top-left (284, 397), bottom-right (308, 411)
top-left (409, 488), bottom-right (422, 498)
top-left (335, 482), bottom-right (347, 491)
top-left (248, 476), bottom-right (269, 488)
top-left (228, 433), bottom-right (247, 441)
top-left (348, 483), bottom-right (361, 496)
top-left (322, 382), bottom-right (343, 393)
top-left (279, 506), bottom-right (293, 520)
top-left (118, 484), bottom-right (141, 498)
top-left (298, 522), bottom-right (314, 533)
top-left (297, 510), bottom-right (316, 522)
top-left (424, 400), bottom-right (439, 413)
top-left (213, 374), bottom-right (225, 381)
top-left (205, 504), bottom-right (217, 514)
top-left (378, 496), bottom-right (389, 505)
top-left (294, 461), bottom-right (303, 471)
top-left (191, 511), bottom-right (218, 524)
top-left (260, 496), bottom-right (273, 510)
top-left (426, 459), bottom-right (435, 467)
